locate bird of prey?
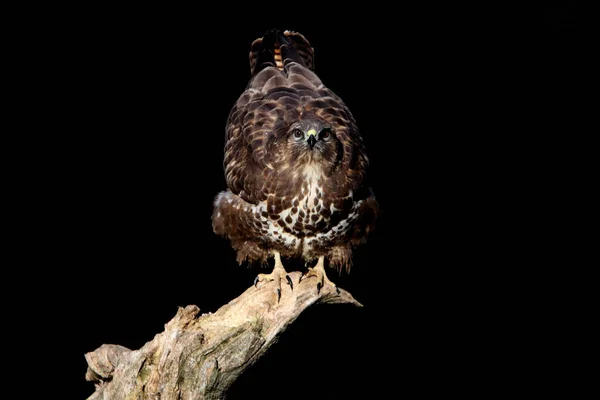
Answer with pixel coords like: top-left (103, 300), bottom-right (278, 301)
top-left (212, 29), bottom-right (378, 300)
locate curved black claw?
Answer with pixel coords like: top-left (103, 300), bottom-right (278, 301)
top-left (254, 276), bottom-right (259, 287)
top-left (317, 281), bottom-right (323, 295)
top-left (277, 288), bottom-right (281, 303)
top-left (286, 275), bottom-right (293, 291)
top-left (298, 272), bottom-right (305, 284)
top-left (335, 286), bottom-right (340, 294)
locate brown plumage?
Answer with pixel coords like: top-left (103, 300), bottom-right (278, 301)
top-left (212, 29), bottom-right (377, 296)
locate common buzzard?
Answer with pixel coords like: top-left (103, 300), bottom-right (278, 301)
top-left (212, 29), bottom-right (378, 300)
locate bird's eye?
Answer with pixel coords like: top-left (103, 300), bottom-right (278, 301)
top-left (320, 128), bottom-right (332, 140)
top-left (292, 129), bottom-right (304, 140)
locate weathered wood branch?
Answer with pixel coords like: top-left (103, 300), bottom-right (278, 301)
top-left (84, 271), bottom-right (362, 400)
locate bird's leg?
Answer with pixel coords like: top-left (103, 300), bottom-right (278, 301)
top-left (254, 250), bottom-right (293, 302)
top-left (299, 256), bottom-right (340, 294)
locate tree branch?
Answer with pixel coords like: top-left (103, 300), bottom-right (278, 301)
top-left (84, 271), bottom-right (362, 399)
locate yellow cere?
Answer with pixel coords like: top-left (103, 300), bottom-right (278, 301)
top-left (307, 129), bottom-right (317, 136)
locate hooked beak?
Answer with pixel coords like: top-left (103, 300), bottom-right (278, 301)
top-left (307, 129), bottom-right (317, 149)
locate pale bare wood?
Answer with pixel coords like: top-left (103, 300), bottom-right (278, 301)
top-left (85, 271), bottom-right (362, 400)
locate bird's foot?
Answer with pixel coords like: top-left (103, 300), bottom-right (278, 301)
top-left (299, 256), bottom-right (340, 295)
top-left (254, 252), bottom-right (293, 302)
top-left (254, 270), bottom-right (293, 302)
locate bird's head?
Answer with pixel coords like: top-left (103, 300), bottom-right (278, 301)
top-left (286, 118), bottom-right (340, 166)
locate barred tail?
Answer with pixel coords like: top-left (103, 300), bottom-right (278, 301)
top-left (249, 29), bottom-right (315, 76)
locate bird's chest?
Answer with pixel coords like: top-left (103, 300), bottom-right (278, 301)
top-left (257, 167), bottom-right (355, 251)
top-left (299, 179), bottom-right (325, 217)
top-left (265, 180), bottom-right (329, 234)
top-left (288, 167), bottom-right (330, 230)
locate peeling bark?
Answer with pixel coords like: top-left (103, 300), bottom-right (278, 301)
top-left (85, 271), bottom-right (362, 400)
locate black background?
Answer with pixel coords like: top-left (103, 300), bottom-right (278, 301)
top-left (37, 3), bottom-right (584, 398)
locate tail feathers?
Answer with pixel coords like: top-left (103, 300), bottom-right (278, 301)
top-left (249, 29), bottom-right (314, 76)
